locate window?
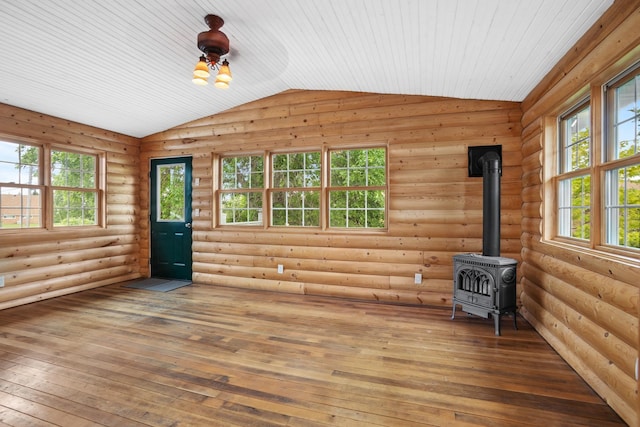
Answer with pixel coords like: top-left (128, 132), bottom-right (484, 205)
top-left (550, 62), bottom-right (640, 253)
top-left (557, 102), bottom-right (591, 240)
top-left (216, 146), bottom-right (387, 230)
top-left (271, 152), bottom-right (321, 227)
top-left (0, 139), bottom-right (103, 230)
top-left (328, 148), bottom-right (386, 228)
top-left (604, 67), bottom-right (640, 249)
top-left (220, 155), bottom-right (264, 225)
top-left (0, 141), bottom-right (42, 229)
top-left (51, 150), bottom-right (98, 226)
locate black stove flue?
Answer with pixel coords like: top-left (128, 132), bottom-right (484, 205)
top-left (451, 146), bottom-right (517, 336)
top-left (481, 150), bottom-right (501, 257)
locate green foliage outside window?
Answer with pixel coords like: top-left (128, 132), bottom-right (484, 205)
top-left (220, 156), bottom-right (263, 225)
top-left (220, 192), bottom-right (262, 224)
top-left (158, 164), bottom-right (185, 221)
top-left (329, 148), bottom-right (386, 229)
top-left (51, 150), bottom-right (97, 226)
top-left (558, 105), bottom-right (592, 241)
top-left (606, 164), bottom-right (640, 248)
top-left (219, 148), bottom-right (387, 229)
top-left (222, 156), bottom-right (263, 189)
top-left (1, 143), bottom-right (100, 228)
top-left (272, 152), bottom-right (320, 227)
top-left (558, 175), bottom-right (591, 240)
top-left (329, 190), bottom-right (385, 228)
top-left (605, 75), bottom-right (640, 249)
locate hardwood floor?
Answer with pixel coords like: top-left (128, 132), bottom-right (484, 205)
top-left (0, 282), bottom-right (625, 426)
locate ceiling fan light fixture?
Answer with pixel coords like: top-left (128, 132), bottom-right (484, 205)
top-left (216, 59), bottom-right (232, 83)
top-left (192, 76), bottom-right (208, 86)
top-left (193, 14), bottom-right (233, 90)
top-left (193, 56), bottom-right (211, 79)
top-left (214, 77), bottom-right (229, 89)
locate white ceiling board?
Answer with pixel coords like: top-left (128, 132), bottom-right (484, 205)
top-left (0, 0), bottom-right (614, 137)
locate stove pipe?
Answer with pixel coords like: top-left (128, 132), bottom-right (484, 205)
top-left (480, 151), bottom-right (501, 257)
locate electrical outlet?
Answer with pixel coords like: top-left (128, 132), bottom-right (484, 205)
top-left (277, 264), bottom-right (284, 274)
top-left (414, 273), bottom-right (422, 285)
top-left (0, 276), bottom-right (4, 287)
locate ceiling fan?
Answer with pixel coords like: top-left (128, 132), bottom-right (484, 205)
top-left (192, 14), bottom-right (232, 88)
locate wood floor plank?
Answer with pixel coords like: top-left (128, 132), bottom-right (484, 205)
top-left (0, 283), bottom-right (626, 426)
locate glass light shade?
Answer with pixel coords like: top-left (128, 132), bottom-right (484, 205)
top-left (192, 76), bottom-right (208, 86)
top-left (193, 58), bottom-right (210, 79)
top-left (214, 77), bottom-right (229, 89)
top-left (216, 60), bottom-right (232, 83)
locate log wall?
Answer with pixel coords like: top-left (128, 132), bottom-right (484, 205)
top-left (519, 1), bottom-right (640, 425)
top-left (140, 91), bottom-right (523, 307)
top-left (0, 104), bottom-right (141, 309)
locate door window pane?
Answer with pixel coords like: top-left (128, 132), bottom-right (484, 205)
top-left (157, 163), bottom-right (185, 221)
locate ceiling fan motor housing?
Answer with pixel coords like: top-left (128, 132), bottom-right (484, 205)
top-left (197, 14), bottom-right (229, 65)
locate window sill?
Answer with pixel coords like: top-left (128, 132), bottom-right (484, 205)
top-left (543, 238), bottom-right (640, 269)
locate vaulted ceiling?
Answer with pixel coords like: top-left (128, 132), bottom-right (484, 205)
top-left (0, 0), bottom-right (613, 137)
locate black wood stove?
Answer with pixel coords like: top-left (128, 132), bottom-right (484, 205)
top-left (451, 146), bottom-right (518, 336)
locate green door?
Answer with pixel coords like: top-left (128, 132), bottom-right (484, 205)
top-left (150, 157), bottom-right (192, 280)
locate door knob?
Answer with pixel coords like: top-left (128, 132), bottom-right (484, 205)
top-left (185, 222), bottom-right (192, 228)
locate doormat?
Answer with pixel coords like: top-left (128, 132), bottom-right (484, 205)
top-left (123, 278), bottom-right (192, 292)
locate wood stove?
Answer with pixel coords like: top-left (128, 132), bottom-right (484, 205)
top-left (452, 253), bottom-right (517, 335)
top-left (451, 146), bottom-right (518, 336)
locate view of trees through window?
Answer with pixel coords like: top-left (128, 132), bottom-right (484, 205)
top-left (218, 147), bottom-right (387, 229)
top-left (605, 73), bottom-right (640, 248)
top-left (51, 150), bottom-right (98, 226)
top-left (272, 152), bottom-right (321, 227)
top-left (0, 141), bottom-right (99, 229)
top-left (329, 148), bottom-right (386, 228)
top-left (556, 67), bottom-right (640, 250)
top-left (558, 104), bottom-right (591, 240)
top-left (158, 163), bottom-right (185, 221)
top-left (220, 155), bottom-right (264, 225)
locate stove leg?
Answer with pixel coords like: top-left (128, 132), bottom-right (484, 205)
top-left (451, 304), bottom-right (456, 320)
top-left (494, 314), bottom-right (501, 336)
top-left (512, 311), bottom-right (518, 330)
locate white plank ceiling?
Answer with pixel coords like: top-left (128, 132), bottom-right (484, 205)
top-left (0, 0), bottom-right (613, 137)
